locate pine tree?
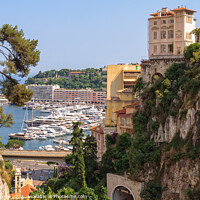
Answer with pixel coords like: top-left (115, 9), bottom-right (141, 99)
top-left (0, 24), bottom-right (40, 127)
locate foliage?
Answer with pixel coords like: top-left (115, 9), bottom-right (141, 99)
top-left (26, 68), bottom-right (103, 90)
top-left (113, 132), bottom-right (132, 174)
top-left (0, 106), bottom-right (14, 128)
top-left (140, 181), bottom-right (162, 200)
top-left (133, 77), bottom-right (145, 95)
top-left (83, 135), bottom-right (98, 186)
top-left (78, 186), bottom-right (98, 200)
top-left (70, 122), bottom-right (86, 189)
top-left (184, 43), bottom-right (200, 64)
top-left (95, 186), bottom-right (110, 200)
top-left (186, 188), bottom-right (200, 200)
top-left (5, 139), bottom-right (24, 149)
top-left (0, 24), bottom-right (40, 128)
top-left (4, 160), bottom-right (13, 171)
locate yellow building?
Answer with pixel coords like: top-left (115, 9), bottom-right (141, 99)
top-left (104, 63), bottom-right (141, 127)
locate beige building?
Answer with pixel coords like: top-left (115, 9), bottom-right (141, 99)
top-left (149, 6), bottom-right (196, 58)
top-left (104, 64), bottom-right (141, 127)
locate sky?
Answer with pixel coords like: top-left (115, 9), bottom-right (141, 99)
top-left (0, 0), bottom-right (200, 77)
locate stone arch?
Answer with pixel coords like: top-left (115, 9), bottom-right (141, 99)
top-left (111, 185), bottom-right (135, 200)
top-left (151, 72), bottom-right (164, 83)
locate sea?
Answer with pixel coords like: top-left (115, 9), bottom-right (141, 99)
top-left (0, 104), bottom-right (90, 150)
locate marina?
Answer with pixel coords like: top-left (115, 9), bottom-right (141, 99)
top-left (0, 103), bottom-right (105, 150)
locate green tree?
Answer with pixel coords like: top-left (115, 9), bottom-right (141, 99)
top-left (83, 135), bottom-right (98, 186)
top-left (5, 139), bottom-right (24, 149)
top-left (70, 122), bottom-right (86, 189)
top-left (0, 24), bottom-right (40, 127)
top-left (184, 43), bottom-right (200, 64)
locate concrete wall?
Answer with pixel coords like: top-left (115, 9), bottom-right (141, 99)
top-left (107, 173), bottom-right (142, 200)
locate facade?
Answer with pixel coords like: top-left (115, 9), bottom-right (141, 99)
top-left (116, 103), bottom-right (139, 135)
top-left (104, 64), bottom-right (141, 127)
top-left (149, 6), bottom-right (196, 58)
top-left (90, 125), bottom-right (104, 161)
top-left (54, 88), bottom-right (105, 104)
top-left (68, 71), bottom-right (85, 77)
top-left (27, 84), bottom-right (60, 101)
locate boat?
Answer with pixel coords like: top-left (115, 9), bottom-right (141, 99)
top-left (38, 135), bottom-right (47, 140)
top-left (8, 132), bottom-right (32, 140)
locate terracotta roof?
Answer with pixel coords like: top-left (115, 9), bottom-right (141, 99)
top-left (21, 184), bottom-right (37, 197)
top-left (171, 7), bottom-right (196, 12)
top-left (150, 11), bottom-right (174, 16)
top-left (69, 72), bottom-right (84, 74)
top-left (115, 108), bottom-right (126, 114)
top-left (119, 113), bottom-right (133, 117)
top-left (90, 125), bottom-right (104, 134)
top-left (10, 193), bottom-right (20, 198)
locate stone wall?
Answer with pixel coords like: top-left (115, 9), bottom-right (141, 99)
top-left (107, 173), bottom-right (141, 200)
top-left (141, 55), bottom-right (185, 83)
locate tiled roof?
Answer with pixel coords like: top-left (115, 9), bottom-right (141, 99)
top-left (69, 72), bottom-right (84, 74)
top-left (150, 11), bottom-right (174, 16)
top-left (21, 184), bottom-right (37, 197)
top-left (115, 108), bottom-right (126, 114)
top-left (10, 193), bottom-right (20, 198)
top-left (90, 125), bottom-right (104, 134)
top-left (171, 7), bottom-right (196, 12)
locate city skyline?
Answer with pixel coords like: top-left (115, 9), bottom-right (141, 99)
top-left (1, 0), bottom-right (199, 77)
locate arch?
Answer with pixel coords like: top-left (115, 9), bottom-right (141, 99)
top-left (151, 72), bottom-right (164, 83)
top-left (111, 185), bottom-right (135, 200)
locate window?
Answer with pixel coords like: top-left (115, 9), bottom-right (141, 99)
top-left (168, 44), bottom-right (173, 53)
top-left (154, 21), bottom-right (157, 25)
top-left (186, 32), bottom-right (192, 40)
top-left (153, 31), bottom-right (157, 40)
top-left (161, 31), bottom-right (166, 39)
top-left (161, 44), bottom-right (166, 53)
top-left (170, 19), bottom-right (174, 24)
top-left (168, 30), bottom-right (174, 39)
top-left (162, 20), bottom-right (166, 24)
top-left (186, 17), bottom-right (192, 24)
top-left (177, 47), bottom-right (181, 55)
top-left (153, 45), bottom-right (157, 53)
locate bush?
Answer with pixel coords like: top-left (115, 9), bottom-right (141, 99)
top-left (140, 181), bottom-right (162, 200)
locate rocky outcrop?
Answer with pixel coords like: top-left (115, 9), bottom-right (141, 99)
top-left (161, 158), bottom-right (200, 200)
top-left (0, 175), bottom-right (10, 200)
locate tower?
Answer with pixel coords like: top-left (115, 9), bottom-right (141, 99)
top-left (15, 168), bottom-right (21, 195)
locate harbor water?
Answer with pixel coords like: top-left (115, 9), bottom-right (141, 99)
top-left (0, 105), bottom-right (90, 150)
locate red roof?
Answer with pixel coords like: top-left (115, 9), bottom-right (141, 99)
top-left (115, 108), bottom-right (126, 114)
top-left (90, 125), bottom-right (104, 134)
top-left (171, 7), bottom-right (196, 12)
top-left (21, 184), bottom-right (37, 197)
top-left (10, 193), bottom-right (20, 198)
top-left (69, 72), bottom-right (84, 74)
top-left (150, 11), bottom-right (174, 16)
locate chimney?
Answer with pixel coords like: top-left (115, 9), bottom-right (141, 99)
top-left (162, 7), bottom-right (168, 12)
top-left (158, 11), bottom-right (161, 17)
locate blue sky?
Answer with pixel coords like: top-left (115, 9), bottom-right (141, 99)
top-left (0, 0), bottom-right (199, 76)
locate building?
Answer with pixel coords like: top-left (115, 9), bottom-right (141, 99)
top-left (68, 71), bottom-right (85, 77)
top-left (104, 64), bottom-right (141, 127)
top-left (10, 169), bottom-right (37, 199)
top-left (27, 84), bottom-right (60, 101)
top-left (149, 6), bottom-right (196, 58)
top-left (53, 88), bottom-right (105, 104)
top-left (90, 125), bottom-right (104, 161)
top-left (116, 102), bottom-right (139, 135)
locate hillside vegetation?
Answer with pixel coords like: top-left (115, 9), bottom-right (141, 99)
top-left (25, 68), bottom-right (103, 90)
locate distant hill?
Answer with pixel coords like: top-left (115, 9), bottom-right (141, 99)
top-left (25, 68), bottom-right (103, 90)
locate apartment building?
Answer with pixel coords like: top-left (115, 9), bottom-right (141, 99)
top-left (90, 125), bottom-right (104, 161)
top-left (53, 89), bottom-right (105, 104)
top-left (149, 6), bottom-right (196, 58)
top-left (27, 84), bottom-right (60, 101)
top-left (104, 64), bottom-right (141, 127)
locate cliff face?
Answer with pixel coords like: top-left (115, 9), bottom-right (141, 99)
top-left (0, 175), bottom-right (10, 200)
top-left (0, 155), bottom-right (10, 200)
top-left (135, 62), bottom-right (200, 199)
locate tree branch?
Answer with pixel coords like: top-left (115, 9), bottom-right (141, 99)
top-left (0, 44), bottom-right (15, 58)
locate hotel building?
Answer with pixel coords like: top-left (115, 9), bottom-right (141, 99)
top-left (149, 6), bottom-right (196, 58)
